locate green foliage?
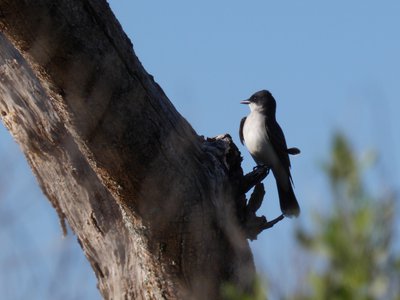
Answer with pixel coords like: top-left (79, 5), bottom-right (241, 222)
top-left (294, 133), bottom-right (400, 300)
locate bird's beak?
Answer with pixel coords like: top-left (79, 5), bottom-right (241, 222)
top-left (240, 99), bottom-right (250, 104)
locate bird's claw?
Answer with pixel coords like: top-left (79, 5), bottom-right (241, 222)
top-left (241, 166), bottom-right (270, 194)
top-left (253, 165), bottom-right (270, 174)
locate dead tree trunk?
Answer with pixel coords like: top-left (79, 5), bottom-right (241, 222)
top-left (0, 1), bottom-right (274, 298)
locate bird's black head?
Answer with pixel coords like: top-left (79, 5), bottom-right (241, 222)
top-left (241, 90), bottom-right (276, 116)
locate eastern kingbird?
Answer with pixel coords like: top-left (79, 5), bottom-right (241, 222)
top-left (239, 90), bottom-right (300, 217)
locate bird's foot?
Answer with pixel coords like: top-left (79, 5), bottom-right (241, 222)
top-left (241, 165), bottom-right (270, 194)
top-left (253, 165), bottom-right (270, 178)
top-left (253, 164), bottom-right (269, 172)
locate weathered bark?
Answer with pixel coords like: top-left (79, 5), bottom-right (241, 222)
top-left (0, 1), bottom-right (275, 299)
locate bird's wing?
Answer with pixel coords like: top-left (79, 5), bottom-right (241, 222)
top-left (287, 147), bottom-right (301, 155)
top-left (265, 118), bottom-right (293, 179)
top-left (239, 117), bottom-right (246, 145)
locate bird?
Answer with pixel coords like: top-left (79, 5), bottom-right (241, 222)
top-left (239, 90), bottom-right (300, 217)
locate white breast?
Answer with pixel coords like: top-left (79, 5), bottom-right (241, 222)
top-left (243, 111), bottom-right (278, 168)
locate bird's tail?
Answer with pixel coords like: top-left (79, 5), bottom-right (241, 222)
top-left (276, 180), bottom-right (300, 217)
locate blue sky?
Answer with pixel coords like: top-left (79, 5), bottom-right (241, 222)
top-left (1, 1), bottom-right (399, 299)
